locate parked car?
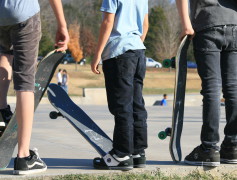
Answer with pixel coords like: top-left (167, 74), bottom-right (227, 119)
top-left (61, 53), bottom-right (75, 64)
top-left (146, 57), bottom-right (162, 68)
top-left (79, 58), bottom-right (86, 65)
top-left (37, 56), bottom-right (43, 62)
top-left (187, 61), bottom-right (197, 68)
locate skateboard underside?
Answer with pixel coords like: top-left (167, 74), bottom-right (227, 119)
top-left (47, 84), bottom-right (113, 157)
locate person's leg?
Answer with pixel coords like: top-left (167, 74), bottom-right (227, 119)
top-left (103, 51), bottom-right (138, 157)
top-left (0, 27), bottom-right (14, 128)
top-left (0, 54), bottom-right (13, 109)
top-left (196, 51), bottom-right (221, 148)
top-left (15, 91), bottom-right (34, 157)
top-left (7, 14), bottom-right (47, 174)
top-left (219, 25), bottom-right (237, 163)
top-left (10, 13), bottom-right (41, 158)
top-left (221, 52), bottom-right (237, 146)
top-left (11, 14), bottom-right (41, 157)
top-left (11, 13), bottom-right (46, 175)
top-left (132, 50), bottom-right (147, 168)
top-left (133, 50), bottom-right (147, 154)
top-left (184, 27), bottom-right (223, 166)
top-left (93, 51), bottom-right (138, 170)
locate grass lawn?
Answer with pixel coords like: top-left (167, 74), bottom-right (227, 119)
top-left (29, 170), bottom-right (237, 180)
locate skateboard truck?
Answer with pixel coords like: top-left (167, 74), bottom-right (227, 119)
top-left (49, 111), bottom-right (64, 119)
top-left (158, 127), bottom-right (171, 140)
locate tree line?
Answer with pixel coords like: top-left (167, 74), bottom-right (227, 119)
top-left (39, 0), bottom-right (194, 63)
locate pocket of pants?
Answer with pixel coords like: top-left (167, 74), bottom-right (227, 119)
top-left (193, 27), bottom-right (217, 51)
top-left (12, 17), bottom-right (33, 33)
top-left (115, 58), bottom-right (135, 78)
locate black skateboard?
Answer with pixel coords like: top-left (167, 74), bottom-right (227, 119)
top-left (158, 35), bottom-right (191, 162)
top-left (0, 51), bottom-right (65, 169)
top-left (47, 83), bottom-right (113, 156)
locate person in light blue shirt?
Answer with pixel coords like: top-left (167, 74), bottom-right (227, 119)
top-left (91, 0), bottom-right (149, 170)
top-left (0, 0), bottom-right (40, 26)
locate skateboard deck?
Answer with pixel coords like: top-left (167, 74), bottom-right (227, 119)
top-left (158, 35), bottom-right (191, 162)
top-left (0, 51), bottom-right (65, 169)
top-left (47, 83), bottom-right (113, 156)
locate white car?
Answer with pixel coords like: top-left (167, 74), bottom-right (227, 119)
top-left (146, 57), bottom-right (162, 68)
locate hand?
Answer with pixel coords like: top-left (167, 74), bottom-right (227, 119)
top-left (91, 55), bottom-right (101, 74)
top-left (55, 27), bottom-right (69, 52)
top-left (180, 26), bottom-right (195, 41)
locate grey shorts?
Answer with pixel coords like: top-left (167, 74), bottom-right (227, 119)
top-left (0, 13), bottom-right (41, 91)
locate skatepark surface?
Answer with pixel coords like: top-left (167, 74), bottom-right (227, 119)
top-left (0, 96), bottom-right (236, 179)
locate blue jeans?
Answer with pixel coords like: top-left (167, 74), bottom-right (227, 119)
top-left (193, 25), bottom-right (237, 148)
top-left (102, 50), bottom-right (148, 157)
top-left (62, 85), bottom-right (68, 93)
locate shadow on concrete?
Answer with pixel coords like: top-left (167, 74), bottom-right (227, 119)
top-left (5, 158), bottom-right (94, 170)
top-left (3, 159), bottom-right (188, 171)
top-left (0, 170), bottom-right (12, 175)
top-left (44, 158), bottom-right (93, 170)
top-left (147, 160), bottom-right (187, 166)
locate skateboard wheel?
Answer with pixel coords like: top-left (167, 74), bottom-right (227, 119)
top-left (165, 127), bottom-right (172, 136)
top-left (162, 59), bottom-right (171, 68)
top-left (49, 111), bottom-right (58, 119)
top-left (170, 57), bottom-right (176, 68)
top-left (158, 131), bottom-right (167, 140)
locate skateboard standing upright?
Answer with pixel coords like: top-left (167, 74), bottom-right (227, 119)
top-left (158, 35), bottom-right (191, 162)
top-left (0, 51), bottom-right (65, 169)
top-left (47, 83), bottom-right (113, 156)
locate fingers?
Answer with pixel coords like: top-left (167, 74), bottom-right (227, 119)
top-left (91, 64), bottom-right (100, 74)
top-left (180, 29), bottom-right (195, 41)
top-left (55, 29), bottom-right (69, 52)
top-left (55, 42), bottom-right (68, 52)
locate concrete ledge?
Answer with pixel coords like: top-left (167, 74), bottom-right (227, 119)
top-left (7, 88), bottom-right (204, 106)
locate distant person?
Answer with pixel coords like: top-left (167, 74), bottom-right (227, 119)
top-left (0, 0), bottom-right (69, 175)
top-left (91, 0), bottom-right (149, 170)
top-left (57, 69), bottom-right (62, 86)
top-left (160, 94), bottom-right (167, 106)
top-left (176, 0), bottom-right (237, 167)
top-left (62, 69), bottom-right (69, 93)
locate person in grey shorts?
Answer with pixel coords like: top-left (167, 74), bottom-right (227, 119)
top-left (176, 0), bottom-right (237, 166)
top-left (0, 0), bottom-right (69, 175)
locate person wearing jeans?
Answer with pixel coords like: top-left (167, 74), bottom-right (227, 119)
top-left (91, 0), bottom-right (149, 170)
top-left (176, 0), bottom-right (237, 166)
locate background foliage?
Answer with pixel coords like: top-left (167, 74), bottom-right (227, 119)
top-left (39, 0), bottom-right (195, 62)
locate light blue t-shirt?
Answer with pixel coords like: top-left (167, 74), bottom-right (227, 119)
top-left (0, 0), bottom-right (40, 26)
top-left (100, 0), bottom-right (148, 60)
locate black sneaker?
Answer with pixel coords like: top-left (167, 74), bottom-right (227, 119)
top-left (133, 153), bottom-right (146, 168)
top-left (0, 105), bottom-right (13, 130)
top-left (13, 148), bottom-right (47, 175)
top-left (220, 144), bottom-right (237, 164)
top-left (93, 150), bottom-right (133, 171)
top-left (184, 145), bottom-right (220, 167)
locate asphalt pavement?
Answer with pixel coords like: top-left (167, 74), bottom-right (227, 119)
top-left (0, 100), bottom-right (236, 179)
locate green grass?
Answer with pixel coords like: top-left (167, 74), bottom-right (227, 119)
top-left (29, 170), bottom-right (237, 180)
top-left (143, 88), bottom-right (200, 95)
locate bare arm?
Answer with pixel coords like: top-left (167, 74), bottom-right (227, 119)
top-left (141, 14), bottom-right (149, 42)
top-left (91, 12), bottom-right (115, 74)
top-left (176, 0), bottom-right (195, 40)
top-left (49, 0), bottom-right (69, 51)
